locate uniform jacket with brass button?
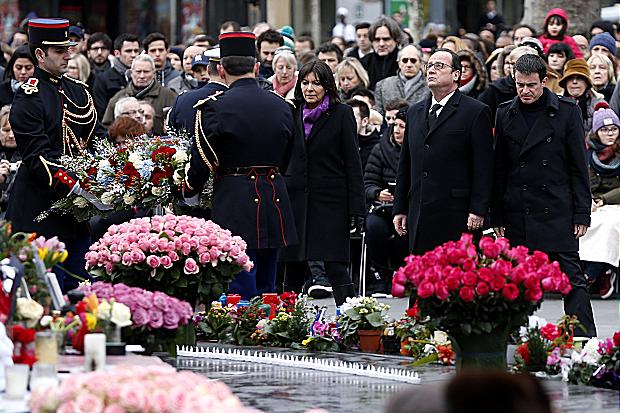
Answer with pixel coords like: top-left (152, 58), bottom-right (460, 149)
top-left (7, 67), bottom-right (103, 241)
top-left (491, 88), bottom-right (591, 252)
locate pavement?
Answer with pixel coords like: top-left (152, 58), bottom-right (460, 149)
top-left (308, 296), bottom-right (620, 339)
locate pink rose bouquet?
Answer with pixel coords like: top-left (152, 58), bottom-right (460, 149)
top-left (78, 282), bottom-right (193, 330)
top-left (85, 214), bottom-right (253, 305)
top-left (392, 234), bottom-right (572, 336)
top-left (29, 365), bottom-right (261, 413)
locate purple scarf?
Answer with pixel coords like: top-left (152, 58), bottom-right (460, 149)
top-left (302, 96), bottom-right (330, 139)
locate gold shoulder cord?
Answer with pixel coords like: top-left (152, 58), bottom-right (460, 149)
top-left (61, 87), bottom-right (97, 156)
top-left (194, 109), bottom-right (219, 172)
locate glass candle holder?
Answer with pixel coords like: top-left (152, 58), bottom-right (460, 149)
top-left (4, 364), bottom-right (29, 399)
top-left (29, 362), bottom-right (58, 391)
top-left (35, 331), bottom-right (58, 365)
top-left (84, 333), bottom-right (106, 372)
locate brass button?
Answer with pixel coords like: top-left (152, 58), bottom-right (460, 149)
top-left (250, 175), bottom-right (256, 180)
top-left (254, 198), bottom-right (259, 203)
top-left (276, 198), bottom-right (280, 202)
top-left (270, 174), bottom-right (275, 179)
top-left (546, 137), bottom-right (552, 143)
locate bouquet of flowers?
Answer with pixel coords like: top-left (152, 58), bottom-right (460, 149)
top-left (301, 320), bottom-right (344, 352)
top-left (259, 293), bottom-right (314, 348)
top-left (337, 296), bottom-right (390, 345)
top-left (36, 134), bottom-right (209, 222)
top-left (85, 214), bottom-right (253, 305)
top-left (230, 301), bottom-right (267, 346)
top-left (391, 234), bottom-right (572, 336)
top-left (194, 302), bottom-right (235, 341)
top-left (32, 236), bottom-right (68, 271)
top-left (394, 306), bottom-right (454, 365)
top-left (29, 364), bottom-right (260, 413)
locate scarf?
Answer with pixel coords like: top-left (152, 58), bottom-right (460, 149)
top-left (400, 71), bottom-right (422, 97)
top-left (133, 80), bottom-right (156, 99)
top-left (587, 136), bottom-right (620, 175)
top-left (112, 57), bottom-right (130, 77)
top-left (302, 95), bottom-right (330, 139)
top-left (273, 75), bottom-right (296, 98)
top-left (10, 79), bottom-right (20, 93)
top-left (459, 75), bottom-right (477, 95)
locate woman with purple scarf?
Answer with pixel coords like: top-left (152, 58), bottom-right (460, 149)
top-left (280, 60), bottom-right (366, 307)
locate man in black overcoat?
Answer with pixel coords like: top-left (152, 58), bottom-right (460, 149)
top-left (393, 48), bottom-right (494, 255)
top-left (491, 54), bottom-right (596, 336)
top-left (184, 32), bottom-right (297, 300)
top-left (8, 18), bottom-right (107, 292)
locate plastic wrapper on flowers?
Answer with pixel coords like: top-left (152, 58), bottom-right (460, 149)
top-left (85, 215), bottom-right (253, 306)
top-left (391, 234), bottom-right (573, 337)
top-left (35, 133), bottom-right (211, 223)
top-left (29, 364), bottom-right (263, 413)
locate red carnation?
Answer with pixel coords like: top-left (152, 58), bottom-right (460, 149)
top-left (540, 323), bottom-right (561, 341)
top-left (502, 283), bottom-right (519, 301)
top-left (516, 343), bottom-right (531, 364)
top-left (459, 286), bottom-right (475, 302)
top-left (406, 302), bottom-right (419, 318)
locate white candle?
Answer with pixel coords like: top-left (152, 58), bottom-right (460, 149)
top-left (84, 333), bottom-right (106, 372)
top-left (4, 364), bottom-right (29, 399)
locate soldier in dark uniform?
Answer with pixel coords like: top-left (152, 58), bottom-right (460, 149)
top-left (167, 48), bottom-right (228, 134)
top-left (7, 18), bottom-right (106, 292)
top-left (184, 32), bottom-right (297, 300)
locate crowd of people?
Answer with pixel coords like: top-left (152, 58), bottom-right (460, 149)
top-left (0, 3), bottom-right (618, 330)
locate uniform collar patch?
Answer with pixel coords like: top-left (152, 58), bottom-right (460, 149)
top-left (21, 78), bottom-right (39, 94)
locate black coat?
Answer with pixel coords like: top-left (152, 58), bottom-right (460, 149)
top-left (394, 90), bottom-right (494, 254)
top-left (281, 102), bottom-right (365, 262)
top-left (0, 80), bottom-right (15, 108)
top-left (358, 129), bottom-right (381, 170)
top-left (167, 81), bottom-right (228, 134)
top-left (361, 49), bottom-right (399, 90)
top-left (491, 89), bottom-right (591, 252)
top-left (364, 129), bottom-right (401, 203)
top-left (92, 65), bottom-right (128, 117)
top-left (478, 76), bottom-right (516, 120)
top-left (7, 68), bottom-right (102, 241)
top-left (186, 78), bottom-right (297, 250)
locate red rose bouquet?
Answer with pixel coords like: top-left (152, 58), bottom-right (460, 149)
top-left (392, 234), bottom-right (572, 336)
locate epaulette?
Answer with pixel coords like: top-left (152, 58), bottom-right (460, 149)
top-left (63, 75), bottom-right (88, 87)
top-left (179, 90), bottom-right (187, 96)
top-left (193, 90), bottom-right (224, 109)
top-left (269, 90), bottom-right (296, 109)
top-left (20, 78), bottom-right (39, 95)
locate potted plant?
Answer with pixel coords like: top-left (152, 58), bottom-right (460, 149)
top-left (392, 233), bottom-right (572, 371)
top-left (338, 297), bottom-right (390, 352)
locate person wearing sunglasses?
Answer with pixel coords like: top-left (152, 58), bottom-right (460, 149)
top-left (374, 45), bottom-right (429, 115)
top-left (393, 48), bottom-right (494, 261)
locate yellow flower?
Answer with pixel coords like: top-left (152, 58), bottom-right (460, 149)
top-left (302, 338), bottom-right (312, 346)
top-left (38, 247), bottom-right (48, 261)
top-left (59, 250), bottom-right (68, 263)
top-left (85, 313), bottom-right (97, 331)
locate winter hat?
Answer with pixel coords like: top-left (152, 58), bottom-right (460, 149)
top-left (559, 59), bottom-right (592, 88)
top-left (278, 26), bottom-right (295, 52)
top-left (589, 32), bottom-right (617, 56)
top-left (592, 101), bottom-right (620, 134)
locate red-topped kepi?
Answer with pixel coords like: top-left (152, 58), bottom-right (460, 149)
top-left (218, 31), bottom-right (257, 58)
top-left (28, 18), bottom-right (76, 47)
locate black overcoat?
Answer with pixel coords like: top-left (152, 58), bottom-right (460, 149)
top-left (280, 102), bottom-right (365, 262)
top-left (393, 90), bottom-right (494, 254)
top-left (186, 78), bottom-right (297, 250)
top-left (490, 89), bottom-right (591, 252)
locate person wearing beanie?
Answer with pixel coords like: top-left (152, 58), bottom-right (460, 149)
top-left (579, 101), bottom-right (620, 299)
top-left (559, 58), bottom-right (604, 132)
top-left (589, 32), bottom-right (617, 65)
top-left (590, 20), bottom-right (617, 39)
top-left (278, 26), bottom-right (295, 52)
top-left (538, 8), bottom-right (583, 59)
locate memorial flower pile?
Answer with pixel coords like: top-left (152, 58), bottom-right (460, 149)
top-left (392, 234), bottom-right (572, 336)
top-left (85, 214), bottom-right (253, 305)
top-left (337, 296), bottom-right (390, 345)
top-left (29, 365), bottom-right (260, 413)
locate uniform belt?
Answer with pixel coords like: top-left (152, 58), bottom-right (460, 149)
top-left (217, 166), bottom-right (280, 176)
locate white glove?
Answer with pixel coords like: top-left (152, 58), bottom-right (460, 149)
top-left (181, 184), bottom-right (199, 207)
top-left (70, 183), bottom-right (113, 211)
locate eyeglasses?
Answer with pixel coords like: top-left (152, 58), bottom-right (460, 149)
top-left (401, 57), bottom-right (418, 64)
top-left (424, 62), bottom-right (453, 71)
top-left (599, 126), bottom-right (619, 134)
top-left (461, 64), bottom-right (472, 72)
top-left (89, 47), bottom-right (109, 52)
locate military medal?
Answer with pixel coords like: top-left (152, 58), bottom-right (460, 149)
top-left (21, 78), bottom-right (39, 94)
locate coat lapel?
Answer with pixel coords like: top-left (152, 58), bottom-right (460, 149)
top-left (519, 91), bottom-right (559, 156)
top-left (426, 90), bottom-right (460, 139)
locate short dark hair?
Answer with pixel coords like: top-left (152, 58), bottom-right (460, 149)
top-left (4, 45), bottom-right (35, 80)
top-left (385, 98), bottom-right (409, 112)
top-left (220, 56), bottom-right (256, 76)
top-left (395, 107), bottom-right (408, 122)
top-left (514, 54), bottom-right (547, 81)
top-left (297, 35), bottom-right (315, 50)
top-left (355, 22), bottom-right (371, 31)
top-left (256, 29), bottom-right (284, 53)
top-left (28, 44), bottom-right (50, 66)
top-left (143, 32), bottom-right (168, 51)
top-left (87, 32), bottom-right (112, 51)
top-left (369, 17), bottom-right (402, 43)
top-left (193, 34), bottom-right (216, 47)
top-left (220, 21), bottom-right (240, 32)
top-left (294, 60), bottom-right (340, 105)
top-left (114, 33), bottom-right (140, 51)
top-left (546, 42), bottom-right (574, 60)
top-left (207, 60), bottom-right (219, 76)
top-left (316, 43), bottom-right (343, 62)
top-left (346, 99), bottom-right (370, 119)
top-left (350, 88), bottom-right (375, 106)
top-left (433, 48), bottom-right (462, 83)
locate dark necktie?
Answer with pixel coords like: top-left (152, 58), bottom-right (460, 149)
top-left (427, 103), bottom-right (442, 129)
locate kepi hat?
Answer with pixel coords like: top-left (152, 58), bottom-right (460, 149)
top-left (218, 32), bottom-right (256, 58)
top-left (28, 18), bottom-right (76, 47)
